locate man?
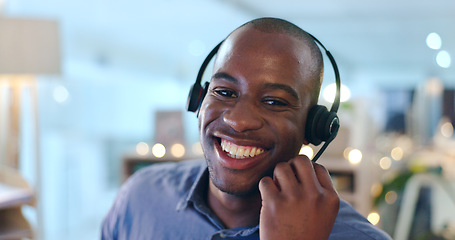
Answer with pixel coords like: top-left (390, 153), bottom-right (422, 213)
top-left (102, 18), bottom-right (391, 239)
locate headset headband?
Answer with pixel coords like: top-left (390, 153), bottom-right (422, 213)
top-left (195, 35), bottom-right (341, 112)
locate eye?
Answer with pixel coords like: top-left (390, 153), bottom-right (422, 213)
top-left (263, 98), bottom-right (289, 107)
top-left (213, 88), bottom-right (238, 98)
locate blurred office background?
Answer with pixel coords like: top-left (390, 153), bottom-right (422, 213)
top-left (1, 0), bottom-right (455, 239)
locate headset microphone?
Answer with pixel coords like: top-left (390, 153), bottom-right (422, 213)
top-left (187, 32), bottom-right (341, 163)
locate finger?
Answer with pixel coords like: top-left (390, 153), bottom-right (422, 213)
top-left (313, 163), bottom-right (340, 212)
top-left (273, 162), bottom-right (299, 193)
top-left (312, 163), bottom-right (337, 192)
top-left (290, 156), bottom-right (320, 191)
top-left (259, 176), bottom-right (280, 200)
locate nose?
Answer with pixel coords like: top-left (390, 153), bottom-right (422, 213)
top-left (223, 100), bottom-right (263, 132)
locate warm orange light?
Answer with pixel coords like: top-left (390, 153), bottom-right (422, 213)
top-left (391, 147), bottom-right (403, 161)
top-left (171, 143), bottom-right (185, 158)
top-left (379, 157), bottom-right (392, 170)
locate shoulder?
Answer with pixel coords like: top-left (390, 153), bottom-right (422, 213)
top-left (330, 200), bottom-right (392, 240)
top-left (102, 159), bottom-right (207, 239)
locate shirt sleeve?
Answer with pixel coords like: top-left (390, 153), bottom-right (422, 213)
top-left (101, 185), bottom-right (130, 240)
top-left (101, 206), bottom-right (118, 239)
top-left (101, 199), bottom-right (120, 240)
top-left (330, 200), bottom-right (392, 240)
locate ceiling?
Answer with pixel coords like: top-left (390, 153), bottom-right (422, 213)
top-left (2, 0), bottom-right (455, 90)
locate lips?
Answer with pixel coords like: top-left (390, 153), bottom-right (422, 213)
top-left (220, 139), bottom-right (265, 159)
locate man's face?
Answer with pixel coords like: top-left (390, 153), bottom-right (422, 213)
top-left (198, 27), bottom-right (315, 196)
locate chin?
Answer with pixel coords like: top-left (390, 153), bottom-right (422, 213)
top-left (207, 160), bottom-right (274, 198)
top-left (211, 175), bottom-right (261, 197)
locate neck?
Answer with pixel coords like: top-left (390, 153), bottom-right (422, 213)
top-left (207, 180), bottom-right (262, 229)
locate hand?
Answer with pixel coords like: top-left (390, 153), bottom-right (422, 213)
top-left (258, 155), bottom-right (340, 240)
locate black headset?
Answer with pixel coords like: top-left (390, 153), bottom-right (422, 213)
top-left (187, 33), bottom-right (341, 162)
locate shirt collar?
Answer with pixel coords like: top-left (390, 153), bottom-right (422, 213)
top-left (175, 160), bottom-right (260, 235)
top-left (175, 162), bottom-right (226, 229)
top-left (176, 161), bottom-right (208, 211)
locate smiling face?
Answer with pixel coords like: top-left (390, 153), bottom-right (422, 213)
top-left (198, 26), bottom-right (320, 196)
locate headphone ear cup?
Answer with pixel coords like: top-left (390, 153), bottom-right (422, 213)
top-left (187, 83), bottom-right (203, 112)
top-left (305, 105), bottom-right (326, 145)
top-left (305, 105), bottom-right (340, 146)
top-left (187, 82), bottom-right (210, 113)
top-left (196, 82), bottom-right (209, 117)
top-left (323, 111), bottom-right (339, 140)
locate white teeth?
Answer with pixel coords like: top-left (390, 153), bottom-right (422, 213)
top-left (244, 148), bottom-right (251, 157)
top-left (220, 139), bottom-right (265, 159)
top-left (229, 144), bottom-right (237, 155)
top-left (255, 148), bottom-right (262, 156)
top-left (250, 147), bottom-right (257, 157)
top-left (222, 140), bottom-right (230, 153)
top-left (237, 147), bottom-right (245, 157)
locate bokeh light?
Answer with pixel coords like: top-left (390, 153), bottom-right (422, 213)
top-left (348, 149), bottom-right (362, 164)
top-left (299, 145), bottom-right (314, 159)
top-left (379, 157), bottom-right (392, 170)
top-left (136, 142), bottom-right (150, 156)
top-left (426, 32), bottom-right (442, 50)
top-left (152, 143), bottom-right (166, 158)
top-left (171, 143), bottom-right (185, 158)
top-left (391, 147), bottom-right (403, 161)
top-left (367, 212), bottom-right (380, 225)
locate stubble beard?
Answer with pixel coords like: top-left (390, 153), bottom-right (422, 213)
top-left (208, 168), bottom-right (259, 197)
top-left (206, 158), bottom-right (274, 198)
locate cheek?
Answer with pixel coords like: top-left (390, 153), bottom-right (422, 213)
top-left (198, 99), bottom-right (226, 148)
top-left (273, 117), bottom-right (306, 154)
top-left (198, 100), bottom-right (222, 129)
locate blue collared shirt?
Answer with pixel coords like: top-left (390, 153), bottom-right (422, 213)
top-left (102, 159), bottom-right (391, 240)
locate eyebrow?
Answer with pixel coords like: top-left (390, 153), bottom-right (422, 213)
top-left (211, 72), bottom-right (300, 100)
top-left (212, 72), bottom-right (238, 83)
top-left (263, 83), bottom-right (300, 100)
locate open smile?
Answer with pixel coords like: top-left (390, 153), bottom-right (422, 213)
top-left (214, 137), bottom-right (269, 170)
top-left (220, 139), bottom-right (265, 159)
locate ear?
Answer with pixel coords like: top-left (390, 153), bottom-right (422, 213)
top-left (302, 108), bottom-right (312, 146)
top-left (302, 125), bottom-right (310, 145)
